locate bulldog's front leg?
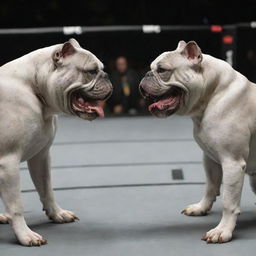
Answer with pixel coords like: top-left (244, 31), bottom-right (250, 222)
top-left (27, 148), bottom-right (79, 223)
top-left (0, 155), bottom-right (47, 246)
top-left (202, 160), bottom-right (245, 243)
top-left (182, 154), bottom-right (222, 216)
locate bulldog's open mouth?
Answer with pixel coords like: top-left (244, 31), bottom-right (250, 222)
top-left (71, 91), bottom-right (105, 119)
top-left (141, 86), bottom-right (185, 117)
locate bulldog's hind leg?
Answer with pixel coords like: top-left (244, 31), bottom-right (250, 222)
top-left (27, 148), bottom-right (79, 223)
top-left (202, 160), bottom-right (245, 243)
top-left (0, 155), bottom-right (47, 246)
top-left (182, 154), bottom-right (222, 216)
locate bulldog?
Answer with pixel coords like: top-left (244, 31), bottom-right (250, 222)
top-left (0, 39), bottom-right (112, 246)
top-left (139, 40), bottom-right (256, 243)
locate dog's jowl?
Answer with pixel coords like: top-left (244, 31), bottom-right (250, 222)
top-left (140, 40), bottom-right (256, 243)
top-left (0, 39), bottom-right (112, 246)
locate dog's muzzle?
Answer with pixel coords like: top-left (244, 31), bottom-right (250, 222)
top-left (69, 73), bottom-right (113, 120)
top-left (139, 71), bottom-right (185, 117)
top-left (139, 71), bottom-right (158, 98)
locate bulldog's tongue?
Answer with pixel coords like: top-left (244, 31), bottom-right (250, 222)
top-left (148, 97), bottom-right (177, 112)
top-left (86, 101), bottom-right (105, 117)
top-left (77, 97), bottom-right (105, 117)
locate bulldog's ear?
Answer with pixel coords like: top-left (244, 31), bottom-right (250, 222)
top-left (68, 38), bottom-right (81, 48)
top-left (53, 41), bottom-right (76, 62)
top-left (176, 40), bottom-right (187, 51)
top-left (61, 42), bottom-right (76, 57)
top-left (181, 41), bottom-right (202, 64)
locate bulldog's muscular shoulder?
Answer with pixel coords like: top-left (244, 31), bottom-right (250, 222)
top-left (0, 80), bottom-right (56, 161)
top-left (193, 114), bottom-right (250, 165)
top-left (192, 73), bottom-right (256, 164)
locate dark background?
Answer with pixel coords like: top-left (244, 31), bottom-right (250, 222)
top-left (1, 0), bottom-right (256, 28)
top-left (0, 0), bottom-right (256, 81)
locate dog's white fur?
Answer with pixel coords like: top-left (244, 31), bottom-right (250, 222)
top-left (0, 39), bottom-right (111, 246)
top-left (142, 40), bottom-right (256, 243)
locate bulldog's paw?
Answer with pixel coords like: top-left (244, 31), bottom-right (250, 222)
top-left (202, 227), bottom-right (232, 243)
top-left (181, 203), bottom-right (208, 216)
top-left (47, 209), bottom-right (79, 223)
top-left (17, 228), bottom-right (47, 246)
top-left (0, 213), bottom-right (9, 224)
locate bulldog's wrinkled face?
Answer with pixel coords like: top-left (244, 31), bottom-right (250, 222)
top-left (48, 39), bottom-right (112, 121)
top-left (139, 40), bottom-right (204, 117)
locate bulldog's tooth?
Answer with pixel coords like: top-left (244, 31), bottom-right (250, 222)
top-left (78, 97), bottom-right (85, 104)
top-left (86, 108), bottom-right (93, 113)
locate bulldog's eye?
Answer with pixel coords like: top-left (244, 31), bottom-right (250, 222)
top-left (157, 67), bottom-right (167, 74)
top-left (87, 69), bottom-right (98, 75)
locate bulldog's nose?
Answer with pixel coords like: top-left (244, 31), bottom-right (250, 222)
top-left (145, 71), bottom-right (153, 77)
top-left (139, 71), bottom-right (157, 98)
top-left (102, 72), bottom-right (109, 79)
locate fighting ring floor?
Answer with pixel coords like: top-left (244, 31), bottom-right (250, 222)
top-left (0, 115), bottom-right (256, 255)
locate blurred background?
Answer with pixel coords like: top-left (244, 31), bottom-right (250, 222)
top-left (1, 0), bottom-right (256, 115)
top-left (2, 1), bottom-right (256, 254)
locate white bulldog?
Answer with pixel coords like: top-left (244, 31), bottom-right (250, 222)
top-left (139, 40), bottom-right (256, 243)
top-left (0, 39), bottom-right (112, 246)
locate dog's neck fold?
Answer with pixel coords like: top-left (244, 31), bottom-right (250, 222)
top-left (190, 54), bottom-right (236, 119)
top-left (0, 45), bottom-right (61, 115)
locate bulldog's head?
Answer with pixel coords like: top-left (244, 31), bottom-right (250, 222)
top-left (139, 40), bottom-right (204, 117)
top-left (47, 39), bottom-right (112, 121)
